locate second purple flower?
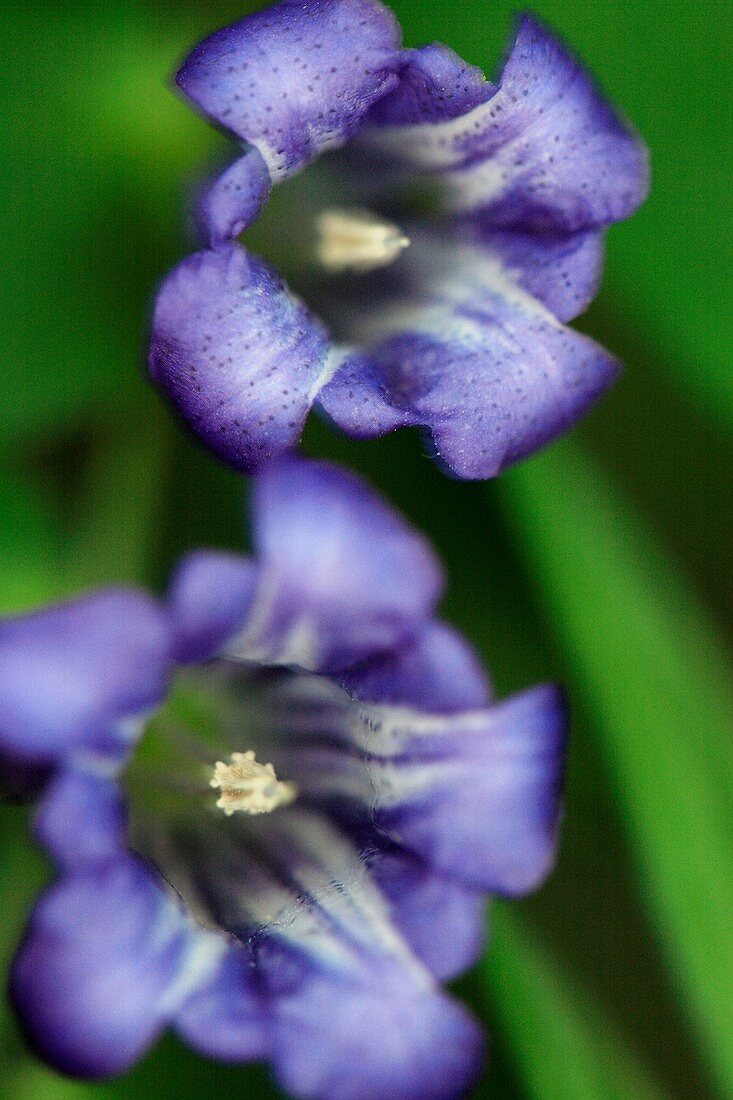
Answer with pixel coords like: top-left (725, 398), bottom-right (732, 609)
top-left (148, 0), bottom-right (648, 480)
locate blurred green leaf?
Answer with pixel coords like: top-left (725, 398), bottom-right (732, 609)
top-left (0, 469), bottom-right (63, 611)
top-left (486, 906), bottom-right (664, 1099)
top-left (500, 438), bottom-right (733, 1095)
top-left (65, 406), bottom-right (174, 589)
top-left (0, 3), bottom-right (220, 444)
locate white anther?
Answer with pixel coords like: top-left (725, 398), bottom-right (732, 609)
top-left (315, 207), bottom-right (410, 273)
top-left (210, 751), bottom-right (297, 816)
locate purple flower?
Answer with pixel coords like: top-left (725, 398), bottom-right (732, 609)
top-left (4, 456), bottom-right (566, 1099)
top-left (149, 1), bottom-right (647, 479)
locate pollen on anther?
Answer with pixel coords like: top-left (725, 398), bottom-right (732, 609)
top-left (209, 750), bottom-right (297, 816)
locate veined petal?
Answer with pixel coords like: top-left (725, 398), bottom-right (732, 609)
top-left (10, 858), bottom-right (216, 1078)
top-left (149, 245), bottom-right (331, 472)
top-left (168, 550), bottom-right (258, 663)
top-left (323, 238), bottom-right (618, 479)
top-left (369, 685), bottom-right (567, 894)
top-left (198, 147), bottom-right (272, 246)
top-left (364, 15), bottom-right (648, 231)
top-left (0, 590), bottom-right (171, 765)
top-left (226, 456), bottom-right (443, 671)
top-left (278, 683), bottom-right (567, 895)
top-left (176, 0), bottom-right (401, 182)
top-left (156, 803), bottom-right (482, 1099)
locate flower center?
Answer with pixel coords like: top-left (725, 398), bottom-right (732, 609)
top-left (121, 662), bottom-right (373, 942)
top-left (209, 751), bottom-right (297, 816)
top-left (123, 662), bottom-right (300, 826)
top-left (239, 149), bottom-right (428, 339)
top-left (314, 207), bottom-right (410, 273)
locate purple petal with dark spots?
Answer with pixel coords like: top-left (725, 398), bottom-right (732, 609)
top-left (198, 147), bottom-right (272, 245)
top-left (149, 245), bottom-right (331, 472)
top-left (365, 15), bottom-right (648, 232)
top-left (367, 42), bottom-right (494, 125)
top-left (177, 0), bottom-right (401, 181)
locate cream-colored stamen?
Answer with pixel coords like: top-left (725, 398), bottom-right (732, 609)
top-left (210, 751), bottom-right (297, 816)
top-left (315, 207), bottom-right (410, 273)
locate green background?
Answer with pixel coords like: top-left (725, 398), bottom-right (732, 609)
top-left (1, 1), bottom-right (731, 1096)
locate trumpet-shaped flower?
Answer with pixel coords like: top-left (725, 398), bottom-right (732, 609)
top-left (4, 457), bottom-right (566, 1099)
top-left (149, 0), bottom-right (647, 479)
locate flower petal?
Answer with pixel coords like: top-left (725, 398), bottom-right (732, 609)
top-left (162, 803), bottom-right (482, 1099)
top-left (365, 15), bottom-right (648, 231)
top-left (174, 946), bottom-right (267, 1063)
top-left (468, 226), bottom-right (605, 324)
top-left (315, 347), bottom-right (419, 440)
top-left (198, 148), bottom-right (272, 246)
top-left (323, 238), bottom-right (618, 479)
top-left (176, 0), bottom-right (401, 182)
top-left (375, 684), bottom-right (567, 894)
top-left (0, 590), bottom-right (171, 765)
top-left (343, 620), bottom-right (491, 713)
top-left (10, 858), bottom-right (200, 1077)
top-left (370, 851), bottom-right (486, 980)
top-left (168, 550), bottom-right (258, 663)
top-left (367, 43), bottom-right (494, 125)
top-left (387, 324), bottom-right (616, 481)
top-left (226, 455), bottom-right (443, 671)
top-left (281, 683), bottom-right (567, 894)
top-left (148, 245), bottom-right (331, 472)
top-left (268, 945), bottom-right (483, 1100)
top-left (34, 769), bottom-right (127, 872)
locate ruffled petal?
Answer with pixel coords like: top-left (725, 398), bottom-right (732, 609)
top-left (176, 0), bottom-right (401, 182)
top-left (226, 455), bottom-right (443, 671)
top-left (365, 15), bottom-right (648, 231)
top-left (10, 858), bottom-right (204, 1077)
top-left (0, 590), bottom-right (171, 765)
top-left (167, 550), bottom-right (258, 663)
top-left (324, 237), bottom-right (618, 479)
top-left (148, 245), bottom-right (331, 472)
top-left (382, 324), bottom-right (616, 481)
top-left (174, 946), bottom-right (268, 1063)
top-left (343, 620), bottom-right (491, 713)
top-left (198, 148), bottom-right (272, 246)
